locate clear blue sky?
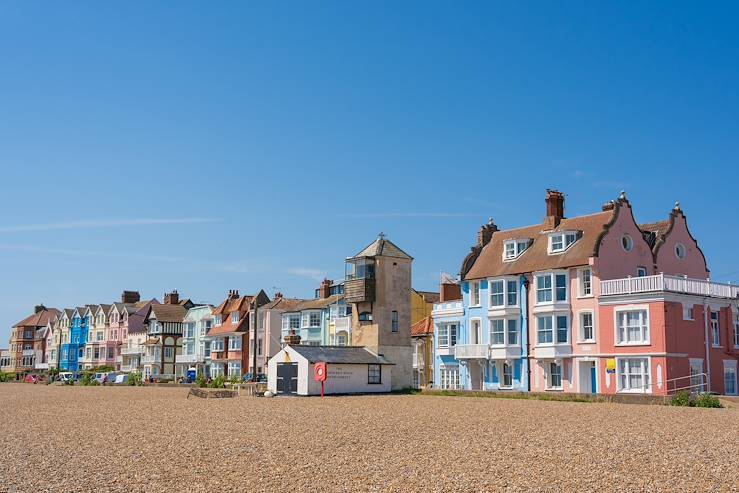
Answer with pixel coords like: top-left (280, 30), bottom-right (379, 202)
top-left (2, 2), bottom-right (738, 343)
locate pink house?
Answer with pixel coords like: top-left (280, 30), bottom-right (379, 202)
top-left (459, 190), bottom-right (738, 396)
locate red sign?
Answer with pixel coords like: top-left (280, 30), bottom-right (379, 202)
top-left (314, 362), bottom-right (327, 382)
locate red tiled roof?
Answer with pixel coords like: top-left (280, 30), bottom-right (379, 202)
top-left (411, 316), bottom-right (434, 337)
top-left (13, 307), bottom-right (61, 329)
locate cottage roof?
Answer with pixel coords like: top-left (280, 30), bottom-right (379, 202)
top-left (13, 307), bottom-right (61, 328)
top-left (464, 208), bottom-right (617, 280)
top-left (149, 304), bottom-right (187, 323)
top-left (290, 294), bottom-right (342, 312)
top-left (264, 297), bottom-right (306, 311)
top-left (411, 316), bottom-right (434, 337)
top-left (348, 236), bottom-right (413, 260)
top-left (287, 345), bottom-right (394, 365)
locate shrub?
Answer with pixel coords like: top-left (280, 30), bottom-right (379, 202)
top-left (196, 372), bottom-right (208, 388)
top-left (695, 393), bottom-right (722, 408)
top-left (209, 374), bottom-right (226, 389)
top-left (128, 371), bottom-right (143, 386)
top-left (80, 372), bottom-right (99, 386)
top-left (229, 374), bottom-right (241, 385)
top-left (671, 390), bottom-right (694, 407)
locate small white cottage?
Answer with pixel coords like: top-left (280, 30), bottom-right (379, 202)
top-left (267, 345), bottom-right (394, 396)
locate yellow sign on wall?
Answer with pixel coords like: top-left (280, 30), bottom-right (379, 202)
top-left (606, 358), bottom-right (616, 374)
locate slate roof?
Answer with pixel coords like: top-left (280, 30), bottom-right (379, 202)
top-left (288, 345), bottom-right (394, 365)
top-left (411, 316), bottom-right (434, 337)
top-left (415, 290), bottom-right (440, 303)
top-left (349, 236), bottom-right (413, 260)
top-left (464, 209), bottom-right (617, 280)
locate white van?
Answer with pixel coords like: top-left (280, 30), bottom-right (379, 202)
top-left (58, 372), bottom-right (74, 384)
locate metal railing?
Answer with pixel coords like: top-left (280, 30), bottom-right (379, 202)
top-left (627, 372), bottom-right (708, 395)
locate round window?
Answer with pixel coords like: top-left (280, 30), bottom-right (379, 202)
top-left (675, 243), bottom-right (686, 259)
top-left (621, 234), bottom-right (633, 252)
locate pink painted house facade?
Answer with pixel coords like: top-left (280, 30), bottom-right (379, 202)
top-left (457, 190), bottom-right (738, 396)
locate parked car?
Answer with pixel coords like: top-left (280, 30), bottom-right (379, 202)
top-left (113, 374), bottom-right (128, 384)
top-left (24, 374), bottom-right (38, 384)
top-left (58, 372), bottom-right (75, 384)
top-left (94, 372), bottom-right (109, 384)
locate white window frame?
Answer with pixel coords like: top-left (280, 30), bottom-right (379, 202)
top-left (683, 305), bottom-right (694, 321)
top-left (503, 239), bottom-right (530, 260)
top-left (546, 362), bottom-right (563, 390)
top-left (535, 271), bottom-right (568, 305)
top-left (578, 268), bottom-right (592, 297)
top-left (232, 312), bottom-right (240, 324)
top-left (490, 280), bottom-right (505, 308)
top-left (164, 347), bottom-right (173, 359)
top-left (710, 311), bottom-right (720, 347)
top-left (489, 319), bottom-right (504, 346)
top-left (616, 357), bottom-right (651, 394)
top-left (229, 337), bottom-right (242, 351)
top-left (500, 362), bottom-right (513, 389)
top-left (621, 234), bottom-right (634, 252)
top-left (579, 310), bottom-right (595, 343)
top-left (548, 232), bottom-right (578, 254)
top-left (437, 323), bottom-right (458, 348)
top-left (214, 315), bottom-right (222, 326)
top-left (470, 281), bottom-right (481, 307)
top-left (614, 307), bottom-right (650, 346)
top-left (439, 367), bottom-right (460, 390)
top-left (211, 338), bottom-right (225, 352)
top-left (470, 318), bottom-right (482, 345)
top-left (636, 266), bottom-right (648, 277)
top-left (536, 315), bottom-right (569, 345)
top-left (228, 362), bottom-right (241, 377)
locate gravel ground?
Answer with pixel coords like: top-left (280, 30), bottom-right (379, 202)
top-left (0, 385), bottom-right (737, 493)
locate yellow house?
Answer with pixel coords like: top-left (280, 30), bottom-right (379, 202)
top-left (411, 289), bottom-right (439, 325)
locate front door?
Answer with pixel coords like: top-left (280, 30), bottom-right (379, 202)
top-left (590, 363), bottom-right (597, 394)
top-left (276, 363), bottom-right (298, 394)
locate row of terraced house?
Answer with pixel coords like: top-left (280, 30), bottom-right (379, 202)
top-left (1, 236), bottom-right (438, 387)
top-left (416, 190), bottom-right (739, 396)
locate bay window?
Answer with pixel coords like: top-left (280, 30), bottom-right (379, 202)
top-left (616, 309), bottom-right (649, 345)
top-left (229, 337), bottom-right (242, 351)
top-left (536, 273), bottom-right (567, 304)
top-left (438, 324), bottom-right (458, 347)
top-left (211, 338), bottom-right (224, 352)
top-left (507, 281), bottom-right (517, 306)
top-left (537, 315), bottom-right (569, 344)
top-left (617, 357), bottom-right (650, 393)
top-left (490, 279), bottom-right (518, 308)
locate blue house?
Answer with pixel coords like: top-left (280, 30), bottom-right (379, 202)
top-left (60, 306), bottom-right (90, 372)
top-left (433, 221), bottom-right (530, 392)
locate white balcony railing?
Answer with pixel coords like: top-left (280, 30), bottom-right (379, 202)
top-left (432, 301), bottom-right (464, 316)
top-left (601, 274), bottom-right (739, 299)
top-left (454, 344), bottom-right (489, 359)
top-left (22, 349), bottom-right (37, 357)
top-left (141, 355), bottom-right (158, 364)
top-left (121, 346), bottom-right (143, 355)
top-left (34, 362), bottom-right (49, 370)
top-left (334, 316), bottom-right (352, 331)
top-left (0, 350), bottom-right (10, 358)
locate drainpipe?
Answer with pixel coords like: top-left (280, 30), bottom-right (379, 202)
top-left (703, 298), bottom-right (712, 392)
top-left (522, 275), bottom-right (531, 392)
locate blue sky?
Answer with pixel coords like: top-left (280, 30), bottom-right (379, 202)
top-left (1, 2), bottom-right (738, 342)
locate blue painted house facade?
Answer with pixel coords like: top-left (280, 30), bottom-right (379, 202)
top-left (60, 307), bottom-right (90, 372)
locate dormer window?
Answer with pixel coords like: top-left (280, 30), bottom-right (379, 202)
top-left (214, 315), bottom-right (222, 326)
top-left (504, 239), bottom-right (530, 260)
top-left (232, 312), bottom-right (240, 324)
top-left (549, 232), bottom-right (579, 254)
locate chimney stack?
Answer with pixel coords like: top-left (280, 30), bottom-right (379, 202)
top-left (274, 292), bottom-right (283, 300)
top-left (319, 279), bottom-right (332, 299)
top-left (164, 290), bottom-right (179, 305)
top-left (227, 289), bottom-right (240, 300)
top-left (477, 218), bottom-right (498, 247)
top-left (283, 330), bottom-right (302, 346)
top-left (121, 290), bottom-right (141, 304)
top-left (544, 189), bottom-right (565, 229)
top-left (34, 304), bottom-right (45, 314)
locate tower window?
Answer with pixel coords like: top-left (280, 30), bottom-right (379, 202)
top-left (391, 311), bottom-right (398, 332)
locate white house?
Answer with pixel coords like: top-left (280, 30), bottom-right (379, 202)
top-left (267, 344), bottom-right (394, 396)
